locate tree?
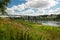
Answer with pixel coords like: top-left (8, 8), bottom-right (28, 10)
top-left (56, 14), bottom-right (60, 19)
top-left (0, 0), bottom-right (10, 15)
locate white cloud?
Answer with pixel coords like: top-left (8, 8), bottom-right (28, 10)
top-left (26, 0), bottom-right (58, 9)
top-left (49, 8), bottom-right (60, 15)
top-left (19, 9), bottom-right (45, 16)
top-left (6, 3), bottom-right (26, 15)
top-left (6, 0), bottom-right (60, 16)
top-left (56, 0), bottom-right (60, 2)
top-left (16, 4), bottom-right (25, 11)
top-left (7, 4), bottom-right (25, 11)
top-left (6, 8), bottom-right (45, 16)
top-left (7, 8), bottom-right (14, 13)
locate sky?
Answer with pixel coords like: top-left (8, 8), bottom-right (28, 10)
top-left (6, 0), bottom-right (60, 16)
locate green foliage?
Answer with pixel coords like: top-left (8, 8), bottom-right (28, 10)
top-left (0, 18), bottom-right (60, 40)
top-left (0, 0), bottom-right (10, 14)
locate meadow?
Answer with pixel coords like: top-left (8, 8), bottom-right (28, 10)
top-left (0, 18), bottom-right (60, 40)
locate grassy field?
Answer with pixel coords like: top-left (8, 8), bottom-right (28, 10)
top-left (0, 18), bottom-right (60, 40)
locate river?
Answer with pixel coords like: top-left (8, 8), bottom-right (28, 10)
top-left (37, 21), bottom-right (60, 26)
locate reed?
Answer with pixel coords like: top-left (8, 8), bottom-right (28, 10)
top-left (0, 18), bottom-right (60, 40)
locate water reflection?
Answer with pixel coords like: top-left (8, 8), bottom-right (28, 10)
top-left (37, 21), bottom-right (60, 26)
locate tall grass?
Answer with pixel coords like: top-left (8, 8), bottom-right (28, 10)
top-left (14, 20), bottom-right (60, 40)
top-left (0, 18), bottom-right (60, 40)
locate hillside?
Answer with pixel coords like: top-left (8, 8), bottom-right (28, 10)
top-left (0, 18), bottom-right (60, 40)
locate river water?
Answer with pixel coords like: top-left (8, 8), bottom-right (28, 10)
top-left (37, 21), bottom-right (60, 26)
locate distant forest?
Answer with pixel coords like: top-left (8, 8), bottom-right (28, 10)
top-left (10, 14), bottom-right (60, 21)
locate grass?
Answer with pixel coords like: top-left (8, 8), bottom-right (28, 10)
top-left (0, 18), bottom-right (60, 40)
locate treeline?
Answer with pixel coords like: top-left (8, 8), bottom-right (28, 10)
top-left (9, 14), bottom-right (60, 21)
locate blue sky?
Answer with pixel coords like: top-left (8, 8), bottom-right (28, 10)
top-left (7, 0), bottom-right (60, 16)
top-left (8, 0), bottom-right (26, 7)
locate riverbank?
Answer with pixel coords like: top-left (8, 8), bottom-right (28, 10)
top-left (0, 18), bottom-right (60, 40)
